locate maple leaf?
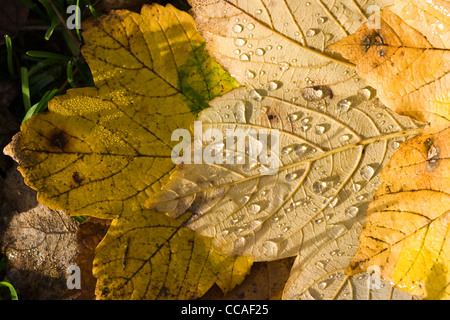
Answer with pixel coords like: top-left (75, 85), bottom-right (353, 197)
top-left (4, 4), bottom-right (251, 299)
top-left (330, 0), bottom-right (450, 299)
top-left (148, 0), bottom-right (424, 299)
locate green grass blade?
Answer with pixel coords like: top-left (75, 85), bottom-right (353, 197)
top-left (0, 282), bottom-right (18, 300)
top-left (20, 67), bottom-right (31, 111)
top-left (4, 35), bottom-right (14, 78)
top-left (26, 51), bottom-right (70, 61)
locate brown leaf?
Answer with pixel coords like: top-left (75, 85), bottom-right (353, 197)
top-left (0, 166), bottom-right (78, 300)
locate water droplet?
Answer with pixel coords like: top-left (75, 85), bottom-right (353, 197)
top-left (327, 197), bottom-right (338, 208)
top-left (314, 125), bottom-right (326, 135)
top-left (248, 219), bottom-right (262, 231)
top-left (249, 89), bottom-right (262, 101)
top-left (306, 29), bottom-right (317, 37)
top-left (221, 229), bottom-right (229, 236)
top-left (234, 49), bottom-right (241, 55)
top-left (301, 125), bottom-right (310, 132)
top-left (240, 195), bottom-right (250, 204)
top-left (262, 240), bottom-right (279, 259)
top-left (224, 114), bottom-right (229, 119)
top-left (234, 38), bottom-right (246, 47)
top-left (338, 134), bottom-right (352, 145)
top-left (279, 61), bottom-right (290, 71)
top-left (255, 9), bottom-right (262, 14)
top-left (281, 226), bottom-right (289, 233)
top-left (288, 112), bottom-right (302, 122)
top-left (360, 165), bottom-right (375, 180)
top-left (358, 87), bottom-right (375, 101)
top-left (255, 48), bottom-right (265, 56)
top-left (305, 2), bottom-right (310, 6)
top-left (352, 183), bottom-right (361, 192)
top-left (316, 261), bottom-right (325, 268)
top-left (345, 206), bottom-right (359, 218)
top-left (302, 86), bottom-right (324, 101)
top-left (285, 173), bottom-right (299, 182)
top-left (281, 146), bottom-right (293, 156)
top-left (246, 70), bottom-right (255, 79)
top-left (234, 101), bottom-right (246, 123)
top-left (391, 141), bottom-right (400, 150)
top-left (313, 180), bottom-right (331, 195)
top-left (249, 204), bottom-right (261, 214)
top-left (265, 45), bottom-right (272, 50)
top-left (247, 23), bottom-right (255, 30)
top-left (318, 281), bottom-right (328, 290)
top-left (295, 144), bottom-right (308, 155)
top-left (267, 81), bottom-right (279, 91)
top-left (240, 53), bottom-right (250, 61)
top-left (317, 17), bottom-right (327, 24)
top-left (337, 99), bottom-right (352, 112)
top-left (356, 195), bottom-right (365, 201)
top-left (235, 236), bottom-right (246, 248)
top-left (327, 224), bottom-right (347, 240)
top-left (233, 24), bottom-right (243, 33)
top-left (276, 45), bottom-right (282, 50)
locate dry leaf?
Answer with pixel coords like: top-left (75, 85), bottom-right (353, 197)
top-left (329, 0), bottom-right (450, 127)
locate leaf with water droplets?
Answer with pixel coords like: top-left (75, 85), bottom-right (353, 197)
top-left (148, 85), bottom-right (422, 265)
top-left (329, 0), bottom-right (450, 127)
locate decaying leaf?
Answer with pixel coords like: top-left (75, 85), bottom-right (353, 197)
top-left (0, 166), bottom-right (78, 300)
top-left (329, 0), bottom-right (450, 127)
top-left (5, 4), bottom-right (239, 219)
top-left (4, 4), bottom-right (251, 300)
top-left (146, 0), bottom-right (427, 300)
top-left (327, 0), bottom-right (450, 300)
top-left (94, 209), bottom-right (251, 299)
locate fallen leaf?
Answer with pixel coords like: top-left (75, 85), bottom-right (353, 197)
top-left (345, 127), bottom-right (450, 299)
top-left (93, 209), bottom-right (251, 299)
top-left (327, 0), bottom-right (450, 300)
top-left (0, 166), bottom-right (78, 300)
top-left (328, 0), bottom-right (450, 127)
top-left (4, 4), bottom-right (250, 300)
top-left (147, 0), bottom-right (424, 300)
top-left (5, 4), bottom-right (239, 219)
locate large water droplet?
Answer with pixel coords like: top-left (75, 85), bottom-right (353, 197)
top-left (295, 144), bottom-right (308, 155)
top-left (337, 99), bottom-right (352, 112)
top-left (262, 240), bottom-right (279, 259)
top-left (313, 180), bottom-right (331, 195)
top-left (358, 87), bottom-right (375, 100)
top-left (234, 101), bottom-right (246, 123)
top-left (314, 125), bottom-right (326, 135)
top-left (232, 24), bottom-right (243, 33)
top-left (281, 146), bottom-right (293, 156)
top-left (234, 38), bottom-right (246, 47)
top-left (360, 165), bottom-right (375, 180)
top-left (248, 203), bottom-right (261, 214)
top-left (302, 86), bottom-right (324, 101)
top-left (246, 70), bottom-right (256, 79)
top-left (267, 81), bottom-right (279, 91)
top-left (285, 172), bottom-right (299, 182)
top-left (338, 134), bottom-right (352, 145)
top-left (318, 281), bottom-right (328, 290)
top-left (239, 53), bottom-right (250, 61)
top-left (255, 48), bottom-right (265, 56)
top-left (327, 224), bottom-right (347, 240)
top-left (235, 236), bottom-right (246, 249)
top-left (279, 61), bottom-right (290, 71)
top-left (345, 206), bottom-right (359, 218)
top-left (249, 89), bottom-right (262, 101)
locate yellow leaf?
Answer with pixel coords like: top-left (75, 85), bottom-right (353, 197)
top-left (94, 209), bottom-right (252, 299)
top-left (328, 0), bottom-right (450, 127)
top-left (346, 128), bottom-right (450, 299)
top-left (4, 4), bottom-right (249, 299)
top-left (5, 4), bottom-right (239, 219)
